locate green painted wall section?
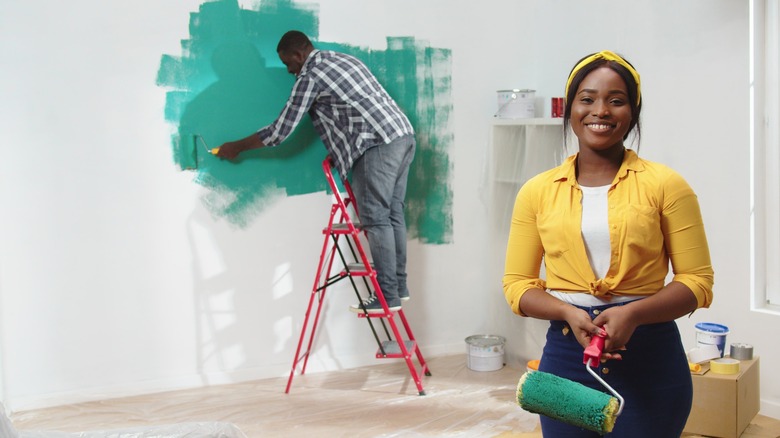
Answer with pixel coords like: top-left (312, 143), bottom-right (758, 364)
top-left (157, 0), bottom-right (453, 243)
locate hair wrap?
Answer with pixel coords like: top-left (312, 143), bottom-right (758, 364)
top-left (565, 51), bottom-right (641, 105)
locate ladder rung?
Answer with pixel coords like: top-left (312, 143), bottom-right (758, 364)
top-left (343, 262), bottom-right (373, 275)
top-left (376, 340), bottom-right (418, 358)
top-left (327, 222), bottom-right (363, 233)
top-left (356, 308), bottom-right (398, 318)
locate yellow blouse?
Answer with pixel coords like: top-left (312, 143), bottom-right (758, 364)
top-left (503, 149), bottom-right (714, 316)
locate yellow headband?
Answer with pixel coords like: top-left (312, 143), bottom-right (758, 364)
top-left (565, 50), bottom-right (641, 106)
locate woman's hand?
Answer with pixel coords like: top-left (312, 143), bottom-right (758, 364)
top-left (592, 305), bottom-right (638, 360)
top-left (564, 307), bottom-right (606, 351)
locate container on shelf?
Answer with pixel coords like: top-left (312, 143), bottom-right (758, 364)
top-left (496, 89), bottom-right (535, 119)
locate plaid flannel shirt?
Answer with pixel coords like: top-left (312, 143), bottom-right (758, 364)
top-left (257, 50), bottom-right (414, 179)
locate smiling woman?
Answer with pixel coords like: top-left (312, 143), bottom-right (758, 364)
top-left (563, 51), bottom-right (643, 153)
top-left (568, 67), bottom-right (634, 186)
top-left (504, 51), bottom-right (714, 437)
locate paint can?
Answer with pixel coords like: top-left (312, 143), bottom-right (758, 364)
top-left (465, 335), bottom-right (506, 371)
top-left (694, 322), bottom-right (729, 358)
top-left (551, 97), bottom-right (564, 118)
top-left (496, 89), bottom-right (535, 119)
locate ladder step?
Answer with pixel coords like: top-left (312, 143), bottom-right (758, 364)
top-left (327, 222), bottom-right (363, 234)
top-left (343, 262), bottom-right (373, 276)
top-left (356, 308), bottom-right (398, 318)
top-left (376, 340), bottom-right (417, 358)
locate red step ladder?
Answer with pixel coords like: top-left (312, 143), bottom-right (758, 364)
top-left (285, 157), bottom-right (430, 395)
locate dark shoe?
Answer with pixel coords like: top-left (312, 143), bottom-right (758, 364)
top-left (349, 295), bottom-right (401, 314)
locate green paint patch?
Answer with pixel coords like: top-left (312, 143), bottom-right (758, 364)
top-left (157, 0), bottom-right (453, 242)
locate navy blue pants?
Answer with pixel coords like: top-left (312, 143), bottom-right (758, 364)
top-left (538, 303), bottom-right (692, 437)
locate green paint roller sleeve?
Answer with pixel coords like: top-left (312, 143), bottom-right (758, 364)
top-left (176, 133), bottom-right (199, 170)
top-left (516, 370), bottom-right (620, 434)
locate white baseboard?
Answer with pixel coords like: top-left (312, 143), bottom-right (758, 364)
top-left (761, 397), bottom-right (780, 421)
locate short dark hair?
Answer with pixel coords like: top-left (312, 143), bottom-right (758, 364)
top-left (277, 30), bottom-right (313, 53)
top-left (563, 53), bottom-right (642, 148)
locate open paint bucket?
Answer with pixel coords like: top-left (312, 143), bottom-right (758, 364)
top-left (465, 335), bottom-right (506, 371)
top-left (496, 89), bottom-right (535, 119)
top-left (694, 322), bottom-right (729, 358)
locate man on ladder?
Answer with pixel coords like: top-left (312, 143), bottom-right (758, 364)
top-left (215, 30), bottom-right (415, 314)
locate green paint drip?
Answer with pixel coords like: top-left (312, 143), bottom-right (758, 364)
top-left (157, 0), bottom-right (453, 243)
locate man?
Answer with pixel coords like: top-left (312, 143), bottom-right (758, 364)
top-left (216, 30), bottom-right (416, 314)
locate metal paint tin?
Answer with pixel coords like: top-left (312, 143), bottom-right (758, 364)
top-left (496, 89), bottom-right (535, 119)
top-left (465, 335), bottom-right (506, 371)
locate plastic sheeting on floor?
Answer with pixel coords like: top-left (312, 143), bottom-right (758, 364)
top-left (2, 403), bottom-right (247, 438)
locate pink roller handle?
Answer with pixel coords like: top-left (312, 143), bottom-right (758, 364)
top-left (583, 330), bottom-right (606, 367)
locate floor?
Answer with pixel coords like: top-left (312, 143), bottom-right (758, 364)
top-left (8, 355), bottom-right (780, 437)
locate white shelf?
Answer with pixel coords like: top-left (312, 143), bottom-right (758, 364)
top-left (490, 117), bottom-right (564, 126)
top-left (486, 119), bottom-right (566, 231)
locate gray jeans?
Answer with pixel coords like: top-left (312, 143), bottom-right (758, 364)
top-left (350, 135), bottom-right (416, 306)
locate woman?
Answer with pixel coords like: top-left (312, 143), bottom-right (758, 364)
top-left (503, 51), bottom-right (714, 437)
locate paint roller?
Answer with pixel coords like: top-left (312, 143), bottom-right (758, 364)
top-left (178, 134), bottom-right (221, 170)
top-left (516, 330), bottom-right (625, 434)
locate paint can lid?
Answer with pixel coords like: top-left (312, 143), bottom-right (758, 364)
top-left (694, 322), bottom-right (729, 334)
top-left (465, 335), bottom-right (506, 347)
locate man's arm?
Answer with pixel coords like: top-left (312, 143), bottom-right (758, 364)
top-left (215, 133), bottom-right (265, 160)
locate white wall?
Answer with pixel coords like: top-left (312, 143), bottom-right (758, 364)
top-left (2, 0), bottom-right (776, 420)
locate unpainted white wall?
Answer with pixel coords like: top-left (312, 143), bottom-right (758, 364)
top-left (1, 0), bottom-right (776, 420)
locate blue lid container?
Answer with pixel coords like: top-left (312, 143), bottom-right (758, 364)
top-left (695, 322), bottom-right (729, 334)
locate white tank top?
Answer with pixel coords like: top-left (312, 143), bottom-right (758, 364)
top-left (580, 184), bottom-right (612, 279)
top-left (549, 184), bottom-right (643, 306)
